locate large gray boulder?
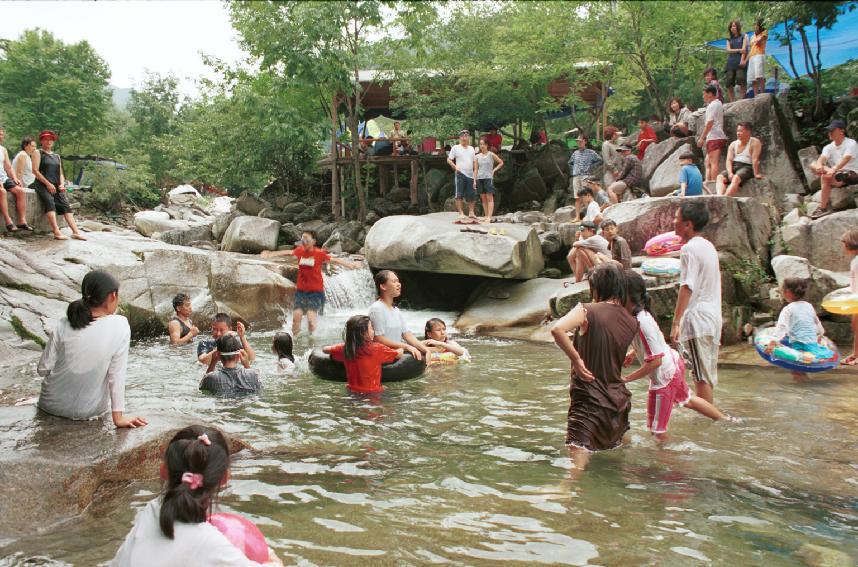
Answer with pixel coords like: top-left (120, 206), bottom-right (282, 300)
top-left (780, 208), bottom-right (858, 271)
top-left (770, 255), bottom-right (839, 308)
top-left (455, 277), bottom-right (573, 332)
top-left (602, 195), bottom-right (773, 263)
top-left (642, 137), bottom-right (689, 185)
top-left (797, 146), bottom-right (821, 192)
top-left (689, 94), bottom-right (805, 196)
top-left (1, 187), bottom-right (66, 234)
top-left (133, 210), bottom-right (184, 237)
top-left (234, 191), bottom-right (270, 216)
top-left (507, 166), bottom-right (548, 207)
top-left (549, 278), bottom-right (680, 321)
top-left (323, 221), bottom-right (366, 254)
top-left (364, 212), bottom-right (544, 279)
top-left (531, 143), bottom-right (571, 186)
top-left (157, 223), bottom-right (214, 247)
top-left (221, 216), bottom-right (280, 253)
top-left (648, 143), bottom-right (694, 197)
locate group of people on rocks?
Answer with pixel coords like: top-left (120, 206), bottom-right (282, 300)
top-left (0, 126), bottom-right (87, 240)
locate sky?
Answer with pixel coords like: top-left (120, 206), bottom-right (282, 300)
top-left (2, 1), bottom-right (247, 97)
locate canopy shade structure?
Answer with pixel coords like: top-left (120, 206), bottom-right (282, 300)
top-left (706, 2), bottom-right (858, 79)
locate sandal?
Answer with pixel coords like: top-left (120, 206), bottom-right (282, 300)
top-left (16, 224), bottom-right (33, 231)
top-left (5, 224), bottom-right (17, 233)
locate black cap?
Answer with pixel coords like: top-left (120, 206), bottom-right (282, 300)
top-left (578, 220), bottom-right (597, 231)
top-left (826, 119), bottom-right (846, 131)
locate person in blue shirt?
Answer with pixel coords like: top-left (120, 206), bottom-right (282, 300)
top-left (678, 152), bottom-right (703, 196)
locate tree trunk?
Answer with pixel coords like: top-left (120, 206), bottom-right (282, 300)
top-left (784, 20), bottom-right (801, 80)
top-left (348, 109), bottom-right (366, 221)
top-left (330, 99), bottom-right (341, 220)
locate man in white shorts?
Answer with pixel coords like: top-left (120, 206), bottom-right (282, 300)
top-left (671, 200), bottom-right (721, 403)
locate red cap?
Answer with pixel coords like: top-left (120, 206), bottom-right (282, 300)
top-left (39, 130), bottom-right (58, 141)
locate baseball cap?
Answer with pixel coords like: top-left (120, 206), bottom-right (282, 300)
top-left (459, 129), bottom-right (470, 136)
top-left (826, 119), bottom-right (846, 131)
top-left (39, 130), bottom-right (58, 141)
top-left (578, 220), bottom-right (597, 231)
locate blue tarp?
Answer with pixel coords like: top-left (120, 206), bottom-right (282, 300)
top-left (706, 2), bottom-right (858, 79)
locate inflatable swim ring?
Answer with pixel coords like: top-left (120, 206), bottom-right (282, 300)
top-left (644, 231), bottom-right (683, 256)
top-left (209, 513), bottom-right (269, 563)
top-left (427, 350), bottom-right (471, 365)
top-left (753, 327), bottom-right (839, 373)
top-left (308, 348), bottom-right (426, 382)
top-left (821, 287), bottom-right (858, 315)
top-left (641, 257), bottom-right (681, 278)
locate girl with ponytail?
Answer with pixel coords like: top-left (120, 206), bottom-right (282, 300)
top-left (111, 425), bottom-right (282, 566)
top-left (622, 271), bottom-right (737, 441)
top-left (37, 270), bottom-right (146, 428)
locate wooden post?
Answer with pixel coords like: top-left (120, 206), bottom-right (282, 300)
top-left (410, 158), bottom-right (419, 205)
top-left (393, 163), bottom-right (400, 189)
top-left (378, 164), bottom-right (388, 196)
top-left (330, 96), bottom-right (341, 219)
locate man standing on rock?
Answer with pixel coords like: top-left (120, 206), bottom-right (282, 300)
top-left (262, 230), bottom-right (361, 336)
top-left (716, 122), bottom-right (765, 197)
top-left (447, 129), bottom-right (477, 222)
top-left (698, 85), bottom-right (728, 182)
top-left (809, 119), bottom-right (858, 219)
top-left (671, 201), bottom-right (722, 403)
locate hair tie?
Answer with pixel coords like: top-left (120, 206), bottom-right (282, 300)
top-left (181, 472), bottom-right (204, 490)
top-left (197, 433), bottom-right (211, 446)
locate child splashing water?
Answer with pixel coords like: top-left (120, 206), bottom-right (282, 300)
top-left (766, 278), bottom-right (834, 382)
top-left (422, 318), bottom-right (470, 364)
top-left (324, 315), bottom-right (402, 394)
top-left (623, 271), bottom-right (737, 440)
top-left (111, 425), bottom-right (282, 566)
top-left (272, 332), bottom-right (295, 374)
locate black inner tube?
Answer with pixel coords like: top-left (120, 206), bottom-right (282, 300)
top-left (309, 348), bottom-right (426, 382)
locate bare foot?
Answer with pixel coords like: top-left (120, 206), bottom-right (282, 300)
top-left (53, 233), bottom-right (69, 240)
top-left (71, 233), bottom-right (88, 241)
top-left (842, 355), bottom-right (857, 366)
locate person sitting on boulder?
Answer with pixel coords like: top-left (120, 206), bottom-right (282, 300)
top-left (199, 334), bottom-right (261, 397)
top-left (576, 187), bottom-right (603, 226)
top-left (168, 293), bottom-right (199, 346)
top-left (607, 145), bottom-right (642, 202)
top-left (677, 152), bottom-right (704, 197)
top-left (582, 177), bottom-right (612, 210)
top-left (568, 134), bottom-right (603, 197)
top-left (198, 313), bottom-right (255, 372)
top-left (703, 67), bottom-right (724, 102)
top-left (601, 219), bottom-right (632, 270)
top-left (0, 126), bottom-right (31, 233)
top-left (716, 122), bottom-right (765, 197)
top-left (809, 120), bottom-right (858, 219)
top-left (635, 117), bottom-right (658, 159)
top-left (567, 221), bottom-right (615, 282)
top-left (261, 230), bottom-right (361, 336)
top-left (698, 85), bottom-right (728, 182)
top-left (667, 98), bottom-right (693, 138)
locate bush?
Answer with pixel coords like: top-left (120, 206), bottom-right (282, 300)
top-left (87, 150), bottom-right (159, 212)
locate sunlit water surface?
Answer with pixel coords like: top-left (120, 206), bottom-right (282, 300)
top-left (2, 300), bottom-right (858, 566)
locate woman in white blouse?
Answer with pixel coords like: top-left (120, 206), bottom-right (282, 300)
top-left (38, 270), bottom-right (147, 429)
top-left (12, 136), bottom-right (37, 188)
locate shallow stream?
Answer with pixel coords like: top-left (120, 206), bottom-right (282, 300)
top-left (2, 274), bottom-right (857, 565)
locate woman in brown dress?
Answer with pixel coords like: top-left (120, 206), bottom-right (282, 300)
top-left (551, 263), bottom-right (639, 466)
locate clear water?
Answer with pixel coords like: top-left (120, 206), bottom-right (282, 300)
top-left (2, 275), bottom-right (858, 565)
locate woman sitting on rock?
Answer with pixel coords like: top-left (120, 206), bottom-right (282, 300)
top-left (37, 270), bottom-right (147, 428)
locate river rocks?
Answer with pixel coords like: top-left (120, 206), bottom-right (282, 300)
top-left (323, 221), bottom-right (366, 254)
top-left (531, 143), bottom-right (570, 186)
top-left (770, 255), bottom-right (839, 307)
top-left (211, 211), bottom-right (239, 242)
top-left (549, 280), bottom-right (590, 318)
top-left (795, 543), bottom-right (854, 567)
top-left (133, 210), bottom-right (183, 237)
top-left (797, 146), bottom-right (821, 192)
top-left (2, 187), bottom-right (66, 234)
top-left (780, 208), bottom-right (858, 271)
top-left (0, 407), bottom-right (249, 541)
top-left (553, 206), bottom-right (576, 223)
top-left (157, 223), bottom-right (214, 247)
top-left (365, 212), bottom-right (544, 279)
top-left (642, 137), bottom-right (689, 184)
top-left (648, 143), bottom-right (694, 197)
top-left (456, 277), bottom-right (573, 332)
top-left (235, 191), bottom-right (270, 216)
top-left (78, 220), bottom-right (107, 232)
top-left (539, 231), bottom-right (562, 256)
top-left (603, 196), bottom-right (773, 263)
top-left (425, 168), bottom-right (450, 202)
top-left (508, 166), bottom-right (548, 207)
top-left (221, 216), bottom-right (280, 253)
top-left (809, 184), bottom-right (858, 211)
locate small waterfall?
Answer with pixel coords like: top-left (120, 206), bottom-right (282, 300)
top-left (323, 265), bottom-right (376, 311)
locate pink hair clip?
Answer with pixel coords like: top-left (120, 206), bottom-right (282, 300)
top-left (197, 433), bottom-right (211, 446)
top-left (181, 472), bottom-right (204, 490)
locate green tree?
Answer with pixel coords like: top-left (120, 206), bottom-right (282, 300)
top-left (126, 73), bottom-right (182, 185)
top-left (0, 29), bottom-right (112, 149)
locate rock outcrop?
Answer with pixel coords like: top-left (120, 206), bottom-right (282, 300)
top-left (779, 208), bottom-right (858, 272)
top-left (455, 277), bottom-right (573, 332)
top-left (770, 255), bottom-right (842, 308)
top-left (221, 216), bottom-right (280, 253)
top-left (648, 143), bottom-right (694, 197)
top-left (365, 212), bottom-right (544, 279)
top-left (2, 188), bottom-right (66, 234)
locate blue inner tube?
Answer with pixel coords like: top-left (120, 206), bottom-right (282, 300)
top-left (753, 328), bottom-right (839, 373)
top-left (308, 347), bottom-right (427, 382)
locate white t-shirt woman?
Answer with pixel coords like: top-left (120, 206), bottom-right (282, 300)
top-left (13, 149), bottom-right (35, 187)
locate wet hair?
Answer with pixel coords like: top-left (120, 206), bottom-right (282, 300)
top-left (678, 201), bottom-right (710, 231)
top-left (67, 270), bottom-right (120, 330)
top-left (577, 187), bottom-right (594, 198)
top-left (374, 269), bottom-right (395, 296)
top-left (601, 219), bottom-right (617, 230)
top-left (667, 97), bottom-right (684, 113)
top-left (212, 313), bottom-right (233, 327)
top-left (704, 67), bottom-right (718, 79)
top-left (841, 229), bottom-right (858, 251)
top-left (782, 277), bottom-right (808, 300)
top-left (21, 136), bottom-right (35, 151)
top-left (589, 263), bottom-right (627, 305)
top-left (625, 270), bottom-right (651, 316)
top-left (215, 334), bottom-right (243, 362)
top-left (703, 84), bottom-right (718, 97)
top-left (737, 121), bottom-right (753, 132)
top-left (344, 315), bottom-right (372, 360)
top-left (424, 317), bottom-right (447, 341)
top-left (159, 425), bottom-right (231, 539)
top-left (172, 293), bottom-right (190, 312)
top-left (728, 20), bottom-right (742, 37)
top-left (302, 230), bottom-right (317, 243)
top-left (272, 332), bottom-right (294, 362)
top-left (604, 126), bottom-right (619, 140)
